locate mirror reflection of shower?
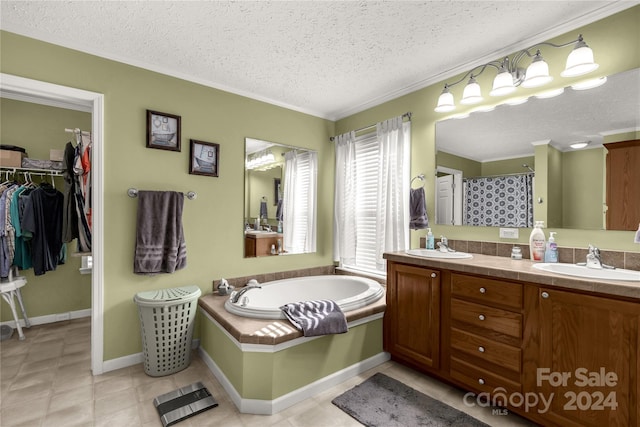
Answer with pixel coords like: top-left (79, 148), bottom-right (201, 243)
top-left (522, 164), bottom-right (535, 173)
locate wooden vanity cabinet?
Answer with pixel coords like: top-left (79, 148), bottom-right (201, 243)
top-left (523, 286), bottom-right (640, 427)
top-left (385, 259), bottom-right (640, 426)
top-left (447, 273), bottom-right (523, 396)
top-left (384, 262), bottom-right (440, 371)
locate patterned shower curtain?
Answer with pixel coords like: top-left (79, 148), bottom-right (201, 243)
top-left (464, 174), bottom-right (534, 227)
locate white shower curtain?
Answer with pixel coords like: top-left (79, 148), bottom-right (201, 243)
top-left (333, 116), bottom-right (410, 272)
top-left (283, 150), bottom-right (317, 254)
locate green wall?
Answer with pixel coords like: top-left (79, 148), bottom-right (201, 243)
top-left (336, 6), bottom-right (640, 252)
top-left (1, 31), bottom-right (335, 360)
top-left (0, 98), bottom-right (92, 322)
top-left (562, 148), bottom-right (605, 229)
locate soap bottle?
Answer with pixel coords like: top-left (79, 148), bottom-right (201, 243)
top-left (426, 228), bottom-right (435, 250)
top-left (277, 220), bottom-right (283, 233)
top-left (529, 221), bottom-right (546, 262)
top-left (544, 232), bottom-right (558, 263)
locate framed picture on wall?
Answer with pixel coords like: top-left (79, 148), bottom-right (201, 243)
top-left (189, 139), bottom-right (219, 177)
top-left (147, 110), bottom-right (181, 151)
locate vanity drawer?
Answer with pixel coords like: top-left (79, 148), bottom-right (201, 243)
top-left (450, 327), bottom-right (521, 373)
top-left (451, 273), bottom-right (522, 309)
top-left (451, 298), bottom-right (522, 339)
top-left (451, 356), bottom-right (521, 395)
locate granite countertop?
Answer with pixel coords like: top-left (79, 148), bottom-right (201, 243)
top-left (198, 292), bottom-right (386, 346)
top-left (384, 251), bottom-right (640, 301)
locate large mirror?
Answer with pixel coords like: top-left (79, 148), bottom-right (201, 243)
top-left (244, 138), bottom-right (317, 257)
top-left (435, 67), bottom-right (639, 230)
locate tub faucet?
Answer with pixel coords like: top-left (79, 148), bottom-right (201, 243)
top-left (581, 245), bottom-right (615, 270)
top-left (230, 283), bottom-right (262, 304)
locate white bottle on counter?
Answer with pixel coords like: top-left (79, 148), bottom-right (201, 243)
top-left (426, 228), bottom-right (435, 249)
top-left (529, 221), bottom-right (546, 262)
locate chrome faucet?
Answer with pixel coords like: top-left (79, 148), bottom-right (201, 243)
top-left (230, 282), bottom-right (262, 304)
top-left (581, 245), bottom-right (615, 269)
top-left (437, 236), bottom-right (454, 253)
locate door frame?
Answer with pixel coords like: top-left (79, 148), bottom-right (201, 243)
top-left (1, 73), bottom-right (105, 375)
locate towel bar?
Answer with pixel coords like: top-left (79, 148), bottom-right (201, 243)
top-left (127, 188), bottom-right (197, 200)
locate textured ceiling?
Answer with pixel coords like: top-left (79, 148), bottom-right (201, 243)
top-left (0, 1), bottom-right (632, 120)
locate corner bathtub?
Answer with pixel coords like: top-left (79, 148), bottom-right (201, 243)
top-left (224, 275), bottom-right (385, 319)
top-left (198, 274), bottom-right (388, 414)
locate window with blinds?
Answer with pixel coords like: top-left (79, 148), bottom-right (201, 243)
top-left (288, 151), bottom-right (313, 253)
top-left (343, 133), bottom-right (380, 273)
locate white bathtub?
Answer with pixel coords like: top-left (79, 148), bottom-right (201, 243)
top-left (224, 275), bottom-right (384, 319)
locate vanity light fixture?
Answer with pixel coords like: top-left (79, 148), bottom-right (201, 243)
top-left (534, 87), bottom-right (565, 99)
top-left (504, 97), bottom-right (530, 106)
top-left (435, 34), bottom-right (599, 112)
top-left (571, 76), bottom-right (607, 91)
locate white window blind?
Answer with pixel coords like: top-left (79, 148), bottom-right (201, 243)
top-left (344, 133), bottom-right (380, 272)
top-left (283, 150), bottom-right (317, 254)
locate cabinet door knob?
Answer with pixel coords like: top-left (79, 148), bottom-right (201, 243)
top-left (541, 291), bottom-right (550, 299)
top-left (478, 378), bottom-right (485, 385)
top-left (431, 272), bottom-right (437, 278)
top-left (478, 314), bottom-right (485, 321)
top-left (479, 287), bottom-right (486, 294)
top-left (478, 346), bottom-right (485, 353)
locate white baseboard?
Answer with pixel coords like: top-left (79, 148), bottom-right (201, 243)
top-left (199, 346), bottom-right (390, 415)
top-left (102, 352), bottom-right (144, 373)
top-left (0, 308), bottom-right (91, 328)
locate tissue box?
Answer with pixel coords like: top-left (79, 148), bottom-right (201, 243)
top-left (0, 150), bottom-right (26, 167)
top-left (50, 149), bottom-right (64, 162)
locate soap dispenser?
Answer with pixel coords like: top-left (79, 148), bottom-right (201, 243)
top-left (544, 232), bottom-right (558, 263)
top-left (426, 228), bottom-right (434, 250)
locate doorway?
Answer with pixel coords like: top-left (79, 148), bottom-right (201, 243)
top-left (1, 73), bottom-right (105, 374)
top-left (435, 166), bottom-right (463, 226)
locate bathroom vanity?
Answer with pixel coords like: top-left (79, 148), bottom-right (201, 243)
top-left (244, 232), bottom-right (283, 257)
top-left (383, 252), bottom-right (640, 427)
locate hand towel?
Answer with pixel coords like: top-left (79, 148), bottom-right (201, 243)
top-left (259, 200), bottom-right (268, 219)
top-left (134, 191), bottom-right (186, 274)
top-left (280, 300), bottom-right (348, 337)
top-left (410, 187), bottom-right (430, 230)
top-left (276, 199), bottom-right (283, 222)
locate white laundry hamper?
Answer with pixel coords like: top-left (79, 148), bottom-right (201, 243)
top-left (134, 286), bottom-right (201, 377)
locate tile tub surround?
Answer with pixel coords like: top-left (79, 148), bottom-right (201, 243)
top-left (198, 291), bottom-right (386, 345)
top-left (387, 251), bottom-right (640, 300)
top-left (420, 237), bottom-right (640, 271)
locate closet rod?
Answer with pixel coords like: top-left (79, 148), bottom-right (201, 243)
top-left (127, 188), bottom-right (197, 200)
top-left (329, 112), bottom-right (412, 142)
top-left (1, 167), bottom-right (63, 176)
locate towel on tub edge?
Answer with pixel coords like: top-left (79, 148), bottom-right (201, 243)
top-left (280, 300), bottom-right (348, 337)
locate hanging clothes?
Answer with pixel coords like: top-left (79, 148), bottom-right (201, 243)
top-left (62, 141), bottom-right (79, 243)
top-left (20, 183), bottom-right (65, 276)
top-left (71, 131), bottom-right (92, 252)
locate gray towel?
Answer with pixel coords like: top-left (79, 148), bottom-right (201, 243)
top-left (410, 187), bottom-right (429, 230)
top-left (134, 191), bottom-right (186, 274)
top-left (280, 300), bottom-right (348, 337)
top-left (259, 200), bottom-right (268, 219)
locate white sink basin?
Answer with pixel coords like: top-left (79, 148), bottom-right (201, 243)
top-left (245, 230), bottom-right (278, 235)
top-left (532, 263), bottom-right (640, 282)
top-left (406, 249), bottom-right (473, 259)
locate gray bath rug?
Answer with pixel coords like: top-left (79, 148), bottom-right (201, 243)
top-left (331, 373), bottom-right (489, 427)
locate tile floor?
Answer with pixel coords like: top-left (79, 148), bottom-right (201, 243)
top-left (1, 318), bottom-right (535, 426)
